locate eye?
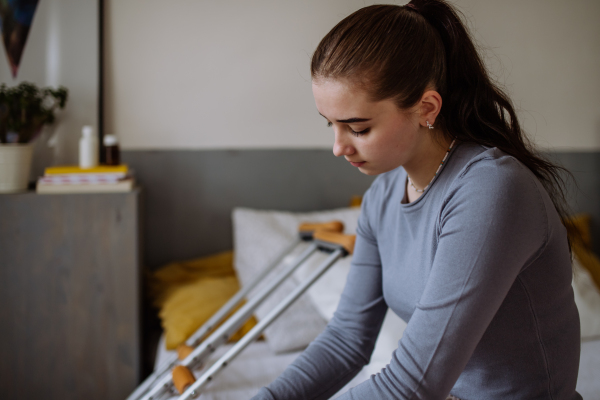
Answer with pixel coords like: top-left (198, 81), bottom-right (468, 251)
top-left (327, 121), bottom-right (332, 128)
top-left (350, 128), bottom-right (370, 136)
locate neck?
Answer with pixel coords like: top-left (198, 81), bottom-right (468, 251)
top-left (404, 133), bottom-right (453, 191)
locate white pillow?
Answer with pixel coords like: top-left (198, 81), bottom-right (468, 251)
top-left (283, 228), bottom-right (354, 322)
top-left (232, 207), bottom-right (362, 354)
top-left (573, 256), bottom-right (600, 340)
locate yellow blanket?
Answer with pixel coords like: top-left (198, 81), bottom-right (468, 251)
top-left (150, 251), bottom-right (258, 350)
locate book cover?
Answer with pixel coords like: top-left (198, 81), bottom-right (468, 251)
top-left (45, 165), bottom-right (128, 175)
top-left (36, 179), bottom-right (134, 194)
top-left (40, 174), bottom-right (126, 184)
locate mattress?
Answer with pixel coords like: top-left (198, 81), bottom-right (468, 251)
top-left (577, 338), bottom-right (600, 400)
top-left (153, 335), bottom-right (373, 399)
top-left (154, 335), bottom-right (600, 399)
top-left (154, 336), bottom-right (298, 399)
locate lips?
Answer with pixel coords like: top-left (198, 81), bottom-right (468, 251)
top-left (349, 161), bottom-right (365, 167)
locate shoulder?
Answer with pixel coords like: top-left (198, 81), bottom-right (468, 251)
top-left (441, 145), bottom-right (551, 246)
top-left (451, 146), bottom-right (543, 199)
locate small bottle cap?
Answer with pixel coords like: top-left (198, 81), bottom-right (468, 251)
top-left (103, 134), bottom-right (118, 146)
top-left (82, 125), bottom-right (94, 137)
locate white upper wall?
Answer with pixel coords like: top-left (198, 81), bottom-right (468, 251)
top-left (105, 0), bottom-right (600, 151)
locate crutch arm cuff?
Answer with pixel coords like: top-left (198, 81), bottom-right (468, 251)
top-left (313, 231), bottom-right (356, 255)
top-left (298, 220), bottom-right (344, 234)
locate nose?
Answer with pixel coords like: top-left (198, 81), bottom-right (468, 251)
top-left (332, 130), bottom-right (355, 158)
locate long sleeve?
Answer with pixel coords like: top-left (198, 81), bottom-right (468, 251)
top-left (339, 155), bottom-right (551, 399)
top-left (253, 145), bottom-right (580, 400)
top-left (252, 186), bottom-right (389, 399)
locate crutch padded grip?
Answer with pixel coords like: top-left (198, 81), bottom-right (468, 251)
top-left (313, 231), bottom-right (356, 254)
top-left (173, 365), bottom-right (196, 394)
top-left (298, 220), bottom-right (344, 234)
top-left (177, 344), bottom-right (194, 361)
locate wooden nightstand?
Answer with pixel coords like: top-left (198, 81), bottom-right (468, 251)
top-left (0, 190), bottom-right (141, 400)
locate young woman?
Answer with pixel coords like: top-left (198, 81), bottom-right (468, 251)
top-left (253, 1), bottom-right (581, 399)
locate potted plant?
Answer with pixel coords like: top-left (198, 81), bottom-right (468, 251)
top-left (0, 82), bottom-right (68, 193)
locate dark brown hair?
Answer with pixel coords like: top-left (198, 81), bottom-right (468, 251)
top-left (311, 0), bottom-right (574, 244)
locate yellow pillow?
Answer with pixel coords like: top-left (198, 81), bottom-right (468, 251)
top-left (565, 214), bottom-right (592, 247)
top-left (572, 242), bottom-right (600, 293)
top-left (151, 251), bottom-right (258, 350)
top-left (349, 195), bottom-right (363, 208)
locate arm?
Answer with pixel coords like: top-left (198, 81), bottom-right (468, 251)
top-left (340, 156), bottom-right (549, 399)
top-left (252, 188), bottom-right (388, 399)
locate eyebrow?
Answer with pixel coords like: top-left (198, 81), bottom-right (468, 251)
top-left (319, 112), bottom-right (371, 124)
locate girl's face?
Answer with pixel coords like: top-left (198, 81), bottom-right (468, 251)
top-left (312, 79), bottom-right (424, 176)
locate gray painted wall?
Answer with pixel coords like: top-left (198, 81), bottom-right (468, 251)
top-left (123, 150), bottom-right (600, 270)
top-left (551, 152), bottom-right (600, 252)
top-left (123, 150), bottom-right (374, 269)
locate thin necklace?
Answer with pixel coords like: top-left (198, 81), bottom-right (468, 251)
top-left (407, 139), bottom-right (456, 193)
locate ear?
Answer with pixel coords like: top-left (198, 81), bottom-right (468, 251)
top-left (418, 90), bottom-right (442, 128)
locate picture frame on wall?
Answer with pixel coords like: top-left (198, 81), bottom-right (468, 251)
top-left (0, 0), bottom-right (103, 180)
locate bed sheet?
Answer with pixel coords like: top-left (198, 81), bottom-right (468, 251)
top-left (154, 336), bottom-right (600, 399)
top-left (153, 335), bottom-right (371, 400)
top-left (154, 337), bottom-right (297, 399)
top-left (577, 338), bottom-right (600, 400)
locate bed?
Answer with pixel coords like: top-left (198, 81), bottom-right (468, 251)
top-left (155, 334), bottom-right (600, 400)
top-left (148, 206), bottom-right (600, 400)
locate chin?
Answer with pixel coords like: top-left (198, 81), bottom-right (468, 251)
top-left (358, 167), bottom-right (384, 176)
top-left (359, 165), bottom-right (397, 176)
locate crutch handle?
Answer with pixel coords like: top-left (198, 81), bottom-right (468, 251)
top-left (177, 344), bottom-right (194, 361)
top-left (313, 231), bottom-right (356, 255)
top-left (173, 366), bottom-right (196, 394)
top-left (298, 220), bottom-right (344, 235)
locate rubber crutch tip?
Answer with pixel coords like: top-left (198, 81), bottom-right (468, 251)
top-left (172, 365), bottom-right (196, 394)
top-left (177, 344), bottom-right (194, 361)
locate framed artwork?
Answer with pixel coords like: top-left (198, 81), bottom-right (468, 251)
top-left (0, 0), bottom-right (102, 176)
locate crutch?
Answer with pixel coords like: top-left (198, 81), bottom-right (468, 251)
top-left (127, 221), bottom-right (344, 400)
top-left (172, 230), bottom-right (356, 399)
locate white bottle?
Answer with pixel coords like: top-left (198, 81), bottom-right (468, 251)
top-left (79, 125), bottom-right (98, 169)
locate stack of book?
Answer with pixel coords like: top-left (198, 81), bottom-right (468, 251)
top-left (36, 165), bottom-right (135, 194)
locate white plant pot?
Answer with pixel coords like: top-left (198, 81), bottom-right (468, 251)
top-left (0, 143), bottom-right (33, 193)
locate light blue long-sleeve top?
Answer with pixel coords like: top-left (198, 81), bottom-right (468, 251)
top-left (252, 143), bottom-right (582, 399)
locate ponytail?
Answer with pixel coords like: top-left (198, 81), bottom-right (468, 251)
top-left (311, 0), bottom-right (574, 246)
top-left (404, 0), bottom-right (573, 239)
